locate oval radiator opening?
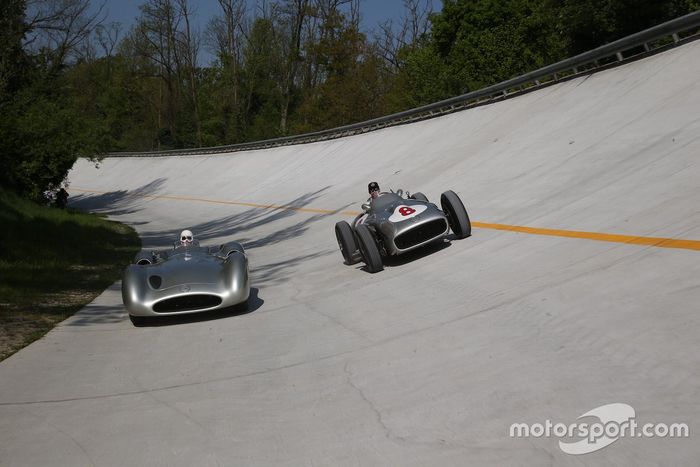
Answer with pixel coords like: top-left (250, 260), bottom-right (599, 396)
top-left (153, 295), bottom-right (222, 313)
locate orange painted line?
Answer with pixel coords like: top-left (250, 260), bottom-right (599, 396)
top-left (71, 187), bottom-right (700, 252)
top-left (471, 222), bottom-right (700, 251)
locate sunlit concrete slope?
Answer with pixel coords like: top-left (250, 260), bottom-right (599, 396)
top-left (2, 41), bottom-right (700, 466)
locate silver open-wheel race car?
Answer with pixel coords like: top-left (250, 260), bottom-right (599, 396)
top-left (121, 240), bottom-right (250, 325)
top-left (334, 189), bottom-right (471, 273)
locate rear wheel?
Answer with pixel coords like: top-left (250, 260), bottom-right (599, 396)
top-left (355, 224), bottom-right (384, 273)
top-left (335, 221), bottom-right (360, 264)
top-left (441, 190), bottom-right (471, 239)
top-left (410, 192), bottom-right (429, 203)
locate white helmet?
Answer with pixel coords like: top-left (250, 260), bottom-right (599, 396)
top-left (180, 229), bottom-right (194, 246)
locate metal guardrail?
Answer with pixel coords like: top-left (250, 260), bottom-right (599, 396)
top-left (108, 10), bottom-right (700, 157)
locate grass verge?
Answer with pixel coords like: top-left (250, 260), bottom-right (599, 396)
top-left (0, 189), bottom-right (140, 361)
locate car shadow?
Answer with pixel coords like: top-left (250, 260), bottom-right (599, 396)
top-left (131, 287), bottom-right (264, 327)
top-left (357, 237), bottom-right (460, 273)
top-left (251, 250), bottom-right (336, 288)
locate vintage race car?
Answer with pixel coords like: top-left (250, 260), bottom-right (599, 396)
top-left (334, 189), bottom-right (471, 273)
top-left (121, 240), bottom-right (249, 325)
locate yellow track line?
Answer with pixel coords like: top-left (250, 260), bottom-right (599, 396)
top-left (471, 221), bottom-right (700, 251)
top-left (71, 187), bottom-right (700, 252)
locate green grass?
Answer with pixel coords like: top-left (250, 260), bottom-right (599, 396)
top-left (0, 189), bottom-right (140, 361)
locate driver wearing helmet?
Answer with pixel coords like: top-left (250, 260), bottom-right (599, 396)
top-left (357, 182), bottom-right (383, 225)
top-left (179, 229), bottom-right (194, 247)
top-left (368, 181), bottom-right (381, 200)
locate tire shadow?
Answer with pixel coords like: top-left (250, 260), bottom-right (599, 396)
top-left (381, 239), bottom-right (454, 268)
top-left (353, 238), bottom-right (458, 273)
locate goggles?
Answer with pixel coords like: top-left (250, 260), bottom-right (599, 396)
top-left (181, 235), bottom-right (193, 241)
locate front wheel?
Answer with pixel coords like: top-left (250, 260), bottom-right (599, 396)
top-left (441, 190), bottom-right (471, 239)
top-left (335, 221), bottom-right (360, 265)
top-left (355, 224), bottom-right (384, 273)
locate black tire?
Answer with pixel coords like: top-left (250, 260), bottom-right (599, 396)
top-left (355, 224), bottom-right (384, 273)
top-left (441, 190), bottom-right (471, 239)
top-left (335, 221), bottom-right (360, 265)
top-left (129, 315), bottom-right (148, 327)
top-left (410, 192), bottom-right (429, 203)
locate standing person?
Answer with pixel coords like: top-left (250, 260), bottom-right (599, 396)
top-left (55, 188), bottom-right (69, 209)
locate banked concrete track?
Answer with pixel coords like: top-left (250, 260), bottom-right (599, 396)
top-left (2, 41), bottom-right (700, 466)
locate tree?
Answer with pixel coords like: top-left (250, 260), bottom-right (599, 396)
top-left (204, 0), bottom-right (247, 142)
top-left (276, 0), bottom-right (310, 134)
top-left (373, 0), bottom-right (440, 111)
top-left (0, 0), bottom-right (29, 99)
top-left (292, 0), bottom-right (392, 131)
top-left (239, 16), bottom-right (285, 140)
top-left (429, 0), bottom-right (565, 93)
top-left (125, 0), bottom-right (204, 148)
top-left (0, 0), bottom-right (107, 199)
top-left (24, 0), bottom-right (105, 72)
top-left (555, 0), bottom-right (700, 55)
top-left (175, 0), bottom-right (203, 146)
top-left (375, 0), bottom-right (434, 72)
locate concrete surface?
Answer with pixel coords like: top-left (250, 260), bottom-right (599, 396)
top-left (2, 40), bottom-right (700, 466)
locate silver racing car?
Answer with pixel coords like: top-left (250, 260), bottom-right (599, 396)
top-left (122, 240), bottom-right (249, 325)
top-left (334, 189), bottom-right (471, 273)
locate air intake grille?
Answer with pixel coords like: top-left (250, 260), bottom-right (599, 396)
top-left (153, 295), bottom-right (222, 313)
top-left (395, 219), bottom-right (447, 250)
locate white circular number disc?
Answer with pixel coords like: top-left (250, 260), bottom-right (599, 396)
top-left (388, 204), bottom-right (427, 222)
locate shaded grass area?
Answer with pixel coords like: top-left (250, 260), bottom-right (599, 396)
top-left (0, 190), bottom-right (140, 361)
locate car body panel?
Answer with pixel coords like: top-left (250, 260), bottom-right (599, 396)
top-left (352, 193), bottom-right (449, 255)
top-left (122, 241), bottom-right (249, 317)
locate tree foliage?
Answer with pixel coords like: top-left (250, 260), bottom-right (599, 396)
top-left (557, 0), bottom-right (700, 54)
top-left (1, 0), bottom-right (107, 199)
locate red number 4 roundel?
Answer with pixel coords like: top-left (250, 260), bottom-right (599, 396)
top-left (399, 206), bottom-right (416, 216)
